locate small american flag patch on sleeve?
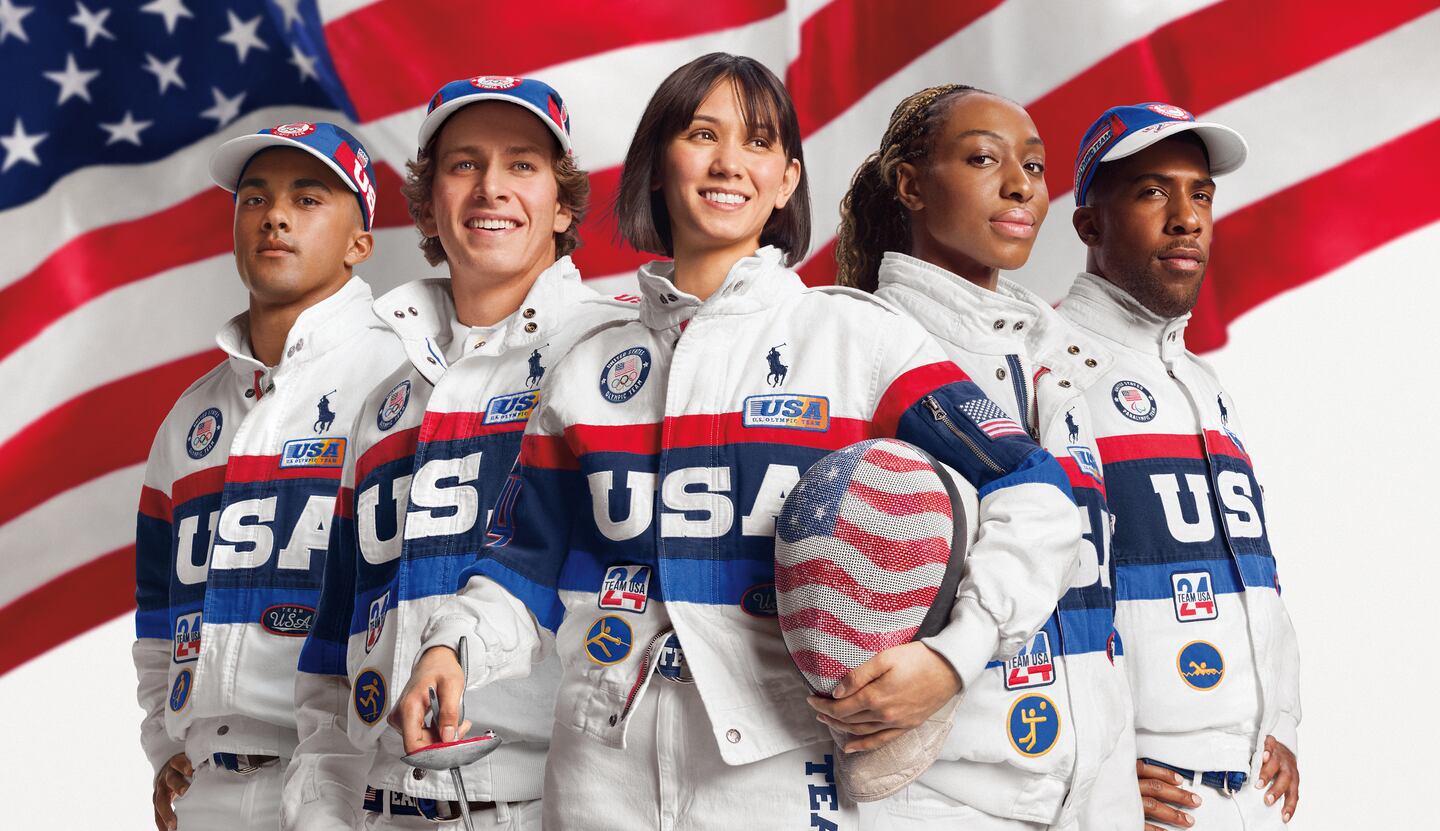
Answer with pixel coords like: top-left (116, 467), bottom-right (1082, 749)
top-left (957, 399), bottom-right (1030, 439)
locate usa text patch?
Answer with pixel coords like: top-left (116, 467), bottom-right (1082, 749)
top-left (279, 437), bottom-right (346, 468)
top-left (742, 394), bottom-right (829, 431)
top-left (483, 390), bottom-right (539, 425)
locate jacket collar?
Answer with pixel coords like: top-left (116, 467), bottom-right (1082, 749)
top-left (876, 252), bottom-right (1049, 355)
top-left (1060, 272), bottom-right (1190, 359)
top-left (215, 275), bottom-right (377, 393)
top-left (373, 256), bottom-right (583, 384)
top-left (635, 246), bottom-right (805, 331)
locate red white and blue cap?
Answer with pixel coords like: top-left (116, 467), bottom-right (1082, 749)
top-left (418, 76), bottom-right (571, 156)
top-left (1073, 103), bottom-right (1248, 206)
top-left (209, 122), bottom-right (378, 230)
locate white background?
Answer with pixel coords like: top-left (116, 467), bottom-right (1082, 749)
top-left (2, 222), bottom-right (1436, 827)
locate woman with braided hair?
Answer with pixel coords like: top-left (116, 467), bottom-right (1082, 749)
top-left (831, 87), bottom-right (1141, 829)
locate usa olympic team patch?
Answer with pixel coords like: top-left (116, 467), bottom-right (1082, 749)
top-left (377, 380), bottom-right (411, 431)
top-left (599, 348), bottom-right (651, 404)
top-left (470, 76), bottom-right (522, 90)
top-left (271, 122), bottom-right (315, 138)
top-left (186, 408), bottom-right (223, 459)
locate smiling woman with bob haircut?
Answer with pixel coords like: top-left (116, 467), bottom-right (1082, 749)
top-left (393, 54), bottom-right (1081, 830)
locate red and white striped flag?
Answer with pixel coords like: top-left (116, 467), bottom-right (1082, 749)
top-left (2, 0), bottom-right (1436, 676)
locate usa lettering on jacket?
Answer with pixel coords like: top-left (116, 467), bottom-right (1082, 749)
top-left (132, 276), bottom-right (404, 773)
top-left (1059, 271), bottom-right (1300, 774)
top-left (424, 248), bottom-right (1080, 775)
top-left (290, 259), bottom-right (638, 814)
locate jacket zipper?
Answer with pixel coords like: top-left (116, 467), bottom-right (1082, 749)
top-left (924, 395), bottom-right (1005, 476)
top-left (1004, 354), bottom-right (1039, 440)
top-left (617, 628), bottom-right (673, 724)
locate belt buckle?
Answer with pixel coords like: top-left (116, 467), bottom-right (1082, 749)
top-left (418, 798), bottom-right (460, 824)
top-left (233, 754), bottom-right (279, 776)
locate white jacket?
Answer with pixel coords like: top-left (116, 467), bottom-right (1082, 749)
top-left (285, 258), bottom-right (636, 829)
top-left (420, 247), bottom-right (1081, 772)
top-left (133, 276), bottom-right (403, 774)
top-left (1058, 272), bottom-right (1301, 774)
top-left (876, 254), bottom-right (1136, 826)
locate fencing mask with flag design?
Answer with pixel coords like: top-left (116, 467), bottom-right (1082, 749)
top-left (774, 438), bottom-right (978, 801)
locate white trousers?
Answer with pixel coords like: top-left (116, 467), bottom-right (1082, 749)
top-left (172, 757), bottom-right (283, 831)
top-left (1149, 774), bottom-right (1286, 831)
top-left (1069, 727), bottom-right (1144, 831)
top-left (859, 780), bottom-right (1045, 830)
top-left (543, 679), bottom-right (858, 829)
top-left (361, 796), bottom-right (541, 829)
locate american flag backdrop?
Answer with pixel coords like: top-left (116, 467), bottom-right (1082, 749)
top-left (1, 0), bottom-right (1437, 683)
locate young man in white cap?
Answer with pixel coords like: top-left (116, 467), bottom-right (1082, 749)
top-left (284, 77), bottom-right (635, 830)
top-left (1059, 103), bottom-right (1301, 829)
top-left (134, 122), bottom-right (403, 830)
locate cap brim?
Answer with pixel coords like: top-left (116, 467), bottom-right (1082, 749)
top-left (417, 94), bottom-right (571, 155)
top-left (1104, 120), bottom-right (1248, 177)
top-left (208, 134), bottom-right (360, 194)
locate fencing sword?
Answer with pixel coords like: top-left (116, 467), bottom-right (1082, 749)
top-left (400, 637), bottom-right (501, 831)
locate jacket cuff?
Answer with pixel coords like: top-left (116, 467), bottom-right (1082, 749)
top-left (143, 737), bottom-right (188, 778)
top-left (1268, 712), bottom-right (1300, 758)
top-left (418, 615), bottom-right (475, 684)
top-left (920, 595), bottom-right (1001, 692)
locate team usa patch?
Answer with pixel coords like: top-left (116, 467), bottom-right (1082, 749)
top-left (1111, 380), bottom-right (1157, 422)
top-left (1007, 694), bottom-right (1060, 757)
top-left (354, 668), bottom-right (387, 724)
top-left (173, 612), bottom-right (201, 663)
top-left (168, 669), bottom-right (193, 712)
top-left (377, 380), bottom-right (411, 431)
top-left (366, 591), bottom-right (389, 653)
top-left (656, 633), bottom-right (693, 683)
top-left (470, 75), bottom-right (522, 90)
top-left (1177, 640), bottom-right (1224, 690)
top-left (186, 408), bottom-right (223, 459)
top-left (583, 615), bottom-right (632, 665)
top-left (1172, 571), bottom-right (1218, 622)
top-left (599, 348), bottom-right (651, 403)
top-left (740, 583), bottom-right (778, 617)
top-left (742, 394), bottom-right (830, 431)
top-left (279, 437), bottom-right (347, 469)
top-left (260, 604), bottom-right (314, 636)
top-left (598, 565), bottom-right (651, 613)
top-left (483, 390), bottom-right (539, 425)
top-left (271, 122), bottom-right (316, 138)
top-left (1004, 631), bottom-right (1056, 690)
